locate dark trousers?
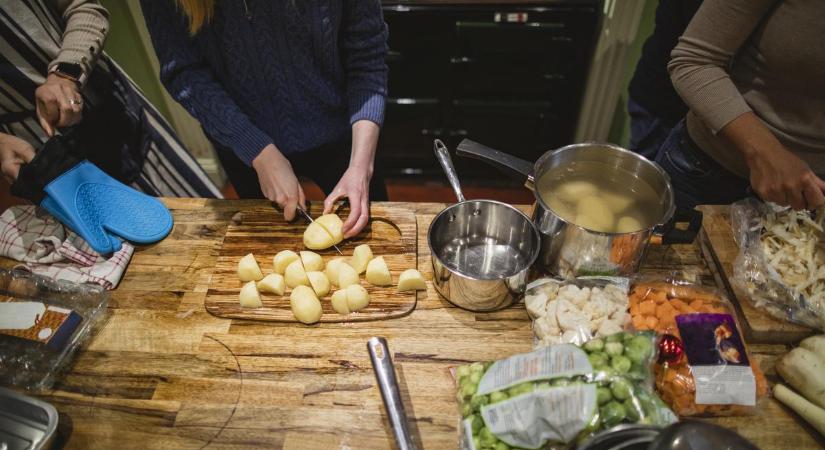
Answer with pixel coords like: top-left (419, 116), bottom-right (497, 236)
top-left (628, 98), bottom-right (673, 161)
top-left (654, 119), bottom-right (750, 209)
top-left (215, 140), bottom-right (388, 201)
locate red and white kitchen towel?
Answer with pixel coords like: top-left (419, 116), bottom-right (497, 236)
top-left (0, 206), bottom-right (133, 289)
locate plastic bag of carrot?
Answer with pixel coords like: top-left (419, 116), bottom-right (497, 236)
top-left (628, 280), bottom-right (769, 416)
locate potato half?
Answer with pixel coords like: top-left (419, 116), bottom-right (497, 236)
top-left (284, 259), bottom-right (310, 288)
top-left (325, 257), bottom-right (347, 286)
top-left (315, 214), bottom-right (344, 243)
top-left (397, 269), bottom-right (426, 292)
top-left (307, 271), bottom-right (331, 297)
top-left (239, 281), bottom-right (262, 308)
top-left (366, 256), bottom-right (392, 286)
top-left (331, 289), bottom-right (350, 315)
top-left (350, 244), bottom-right (374, 274)
top-left (273, 250), bottom-right (300, 275)
top-left (303, 222), bottom-right (335, 250)
top-left (238, 253), bottom-right (263, 282)
top-left (257, 273), bottom-right (285, 295)
top-left (290, 285), bottom-right (323, 324)
top-left (346, 284), bottom-right (370, 312)
top-left (337, 262), bottom-right (360, 289)
top-left (300, 251), bottom-right (324, 272)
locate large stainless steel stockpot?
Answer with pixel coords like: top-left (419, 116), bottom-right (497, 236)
top-left (456, 139), bottom-right (701, 277)
top-left (428, 140), bottom-right (541, 311)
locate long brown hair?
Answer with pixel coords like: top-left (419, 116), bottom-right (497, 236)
top-left (175, 0), bottom-right (214, 34)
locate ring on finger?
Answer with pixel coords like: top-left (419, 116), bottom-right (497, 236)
top-left (68, 97), bottom-right (82, 106)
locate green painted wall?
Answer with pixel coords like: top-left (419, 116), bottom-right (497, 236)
top-left (99, 0), bottom-right (172, 120)
top-left (607, 0), bottom-right (658, 146)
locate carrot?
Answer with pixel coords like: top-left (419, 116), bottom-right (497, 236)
top-left (669, 299), bottom-right (689, 312)
top-left (639, 300), bottom-right (657, 316)
top-left (649, 290), bottom-right (668, 304)
top-left (656, 301), bottom-right (676, 317)
top-left (689, 299), bottom-right (705, 310)
top-left (644, 315), bottom-right (659, 329)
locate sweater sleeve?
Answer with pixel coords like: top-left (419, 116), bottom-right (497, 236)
top-left (139, 0), bottom-right (273, 165)
top-left (51, 0), bottom-right (109, 83)
top-left (340, 0), bottom-right (389, 127)
top-left (667, 0), bottom-right (778, 134)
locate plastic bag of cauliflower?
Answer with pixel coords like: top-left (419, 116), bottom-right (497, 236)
top-left (526, 277), bottom-right (631, 348)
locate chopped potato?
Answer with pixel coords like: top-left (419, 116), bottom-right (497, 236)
top-left (238, 253), bottom-right (263, 282)
top-left (366, 256), bottom-right (392, 286)
top-left (257, 273), bottom-right (285, 295)
top-left (300, 251), bottom-right (324, 272)
top-left (239, 281), bottom-right (262, 308)
top-left (325, 257), bottom-right (347, 286)
top-left (315, 214), bottom-right (344, 243)
top-left (307, 271), bottom-right (331, 297)
top-left (337, 262), bottom-right (359, 288)
top-left (346, 284), bottom-right (370, 312)
top-left (397, 269), bottom-right (426, 292)
top-left (273, 250), bottom-right (300, 275)
top-left (350, 244), bottom-right (374, 274)
top-left (284, 259), bottom-right (310, 288)
top-left (303, 222), bottom-right (335, 250)
top-left (331, 290), bottom-right (350, 315)
top-left (290, 285), bottom-right (323, 324)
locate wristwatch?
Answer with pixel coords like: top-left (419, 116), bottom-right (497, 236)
top-left (49, 62), bottom-right (86, 85)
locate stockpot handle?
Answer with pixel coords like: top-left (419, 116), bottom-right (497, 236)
top-left (455, 139), bottom-right (536, 184)
top-left (654, 208), bottom-right (703, 245)
top-left (368, 337), bottom-right (417, 450)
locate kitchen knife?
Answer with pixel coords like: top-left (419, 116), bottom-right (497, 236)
top-left (295, 204), bottom-right (344, 256)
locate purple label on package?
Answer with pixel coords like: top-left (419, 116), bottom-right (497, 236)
top-left (676, 313), bottom-right (756, 406)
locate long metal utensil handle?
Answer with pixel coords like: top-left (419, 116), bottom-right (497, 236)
top-left (368, 337), bottom-right (417, 450)
top-left (433, 139), bottom-right (466, 203)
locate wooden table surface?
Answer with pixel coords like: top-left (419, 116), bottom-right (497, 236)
top-left (22, 199), bottom-right (825, 449)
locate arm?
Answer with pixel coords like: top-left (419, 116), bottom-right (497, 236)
top-left (37, 0), bottom-right (109, 136)
top-left (668, 0), bottom-right (825, 209)
top-left (324, 0), bottom-right (388, 236)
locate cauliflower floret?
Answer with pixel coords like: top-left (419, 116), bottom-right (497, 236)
top-left (589, 314), bottom-right (606, 333)
top-left (525, 292), bottom-right (549, 318)
top-left (558, 284), bottom-right (590, 308)
top-left (557, 299), bottom-right (590, 331)
top-left (604, 284), bottom-right (628, 304)
top-left (588, 295), bottom-right (612, 320)
top-left (597, 319), bottom-right (623, 337)
top-left (538, 281), bottom-right (560, 300)
top-left (533, 314), bottom-right (561, 339)
top-left (610, 309), bottom-right (630, 327)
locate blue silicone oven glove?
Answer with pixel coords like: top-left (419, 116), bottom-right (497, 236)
top-left (11, 134), bottom-right (173, 254)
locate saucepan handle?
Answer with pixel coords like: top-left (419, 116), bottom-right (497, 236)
top-left (653, 209), bottom-right (703, 245)
top-left (455, 139), bottom-right (536, 185)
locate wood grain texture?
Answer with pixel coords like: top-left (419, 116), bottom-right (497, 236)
top-left (697, 205), bottom-right (815, 344)
top-left (205, 204), bottom-right (417, 322)
top-left (3, 199), bottom-right (820, 450)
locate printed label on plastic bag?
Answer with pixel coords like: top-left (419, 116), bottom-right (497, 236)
top-left (477, 345), bottom-right (593, 395)
top-left (676, 313), bottom-right (756, 406)
top-left (480, 384), bottom-right (597, 448)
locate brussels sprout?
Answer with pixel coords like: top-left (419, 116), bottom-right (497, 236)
top-left (588, 352), bottom-right (609, 369)
top-left (551, 378), bottom-right (571, 388)
top-left (611, 355), bottom-right (632, 374)
top-left (600, 401), bottom-right (626, 427)
top-left (493, 442), bottom-right (511, 450)
top-left (507, 382), bottom-right (534, 397)
top-left (457, 365), bottom-right (471, 378)
top-left (624, 398), bottom-right (641, 422)
top-left (490, 391), bottom-right (509, 404)
top-left (625, 336), bottom-right (654, 364)
top-left (473, 435), bottom-right (482, 450)
top-left (606, 332), bottom-right (626, 343)
top-left (460, 382), bottom-right (478, 399)
top-left (460, 402), bottom-right (473, 417)
top-left (469, 414), bottom-right (484, 434)
top-left (610, 378), bottom-right (633, 401)
top-left (583, 338), bottom-right (605, 352)
top-left (471, 393), bottom-right (490, 410)
top-left (596, 386), bottom-right (613, 405)
top-left (605, 342), bottom-right (624, 356)
top-left (479, 427), bottom-right (498, 447)
top-left (470, 371), bottom-right (483, 385)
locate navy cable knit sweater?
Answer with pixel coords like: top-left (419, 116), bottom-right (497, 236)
top-left (140, 0), bottom-right (388, 165)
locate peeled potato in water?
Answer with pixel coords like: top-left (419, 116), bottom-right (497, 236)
top-left (290, 285), bottom-right (323, 324)
top-left (239, 281), bottom-right (262, 308)
top-left (350, 244), bottom-right (374, 274)
top-left (397, 269), bottom-right (426, 292)
top-left (238, 253), bottom-right (263, 282)
top-left (300, 251), bottom-right (324, 272)
top-left (257, 273), bottom-right (285, 295)
top-left (307, 271), bottom-right (331, 297)
top-left (575, 195), bottom-right (615, 233)
top-left (273, 250), bottom-right (300, 275)
top-left (345, 284), bottom-right (370, 312)
top-left (284, 259), bottom-right (310, 288)
top-left (303, 222), bottom-right (335, 250)
top-left (366, 256), bottom-right (392, 286)
top-left (331, 289), bottom-right (350, 315)
top-left (553, 180), bottom-right (598, 203)
top-left (616, 215), bottom-right (644, 233)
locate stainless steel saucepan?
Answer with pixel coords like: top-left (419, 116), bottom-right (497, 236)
top-left (455, 139), bottom-right (702, 278)
top-left (428, 140), bottom-right (541, 311)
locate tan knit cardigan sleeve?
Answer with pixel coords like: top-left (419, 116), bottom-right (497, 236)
top-left (49, 0), bottom-right (110, 82)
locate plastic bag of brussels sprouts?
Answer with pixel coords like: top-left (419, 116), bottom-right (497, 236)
top-left (454, 331), bottom-right (676, 450)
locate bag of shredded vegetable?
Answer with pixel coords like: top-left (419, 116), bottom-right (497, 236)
top-left (453, 331), bottom-right (675, 450)
top-left (526, 277), bottom-right (631, 347)
top-left (730, 198), bottom-right (825, 331)
top-left (628, 278), bottom-right (769, 417)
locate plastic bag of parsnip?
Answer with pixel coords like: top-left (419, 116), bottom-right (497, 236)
top-left (628, 279), bottom-right (769, 416)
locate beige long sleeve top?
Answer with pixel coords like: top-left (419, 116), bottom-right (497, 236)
top-left (668, 0), bottom-right (825, 177)
top-left (49, 0), bottom-right (109, 82)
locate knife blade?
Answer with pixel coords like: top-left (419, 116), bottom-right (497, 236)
top-left (296, 205), bottom-right (344, 256)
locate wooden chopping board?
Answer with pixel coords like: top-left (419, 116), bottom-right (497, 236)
top-left (205, 204), bottom-right (418, 322)
top-left (697, 205), bottom-right (815, 343)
